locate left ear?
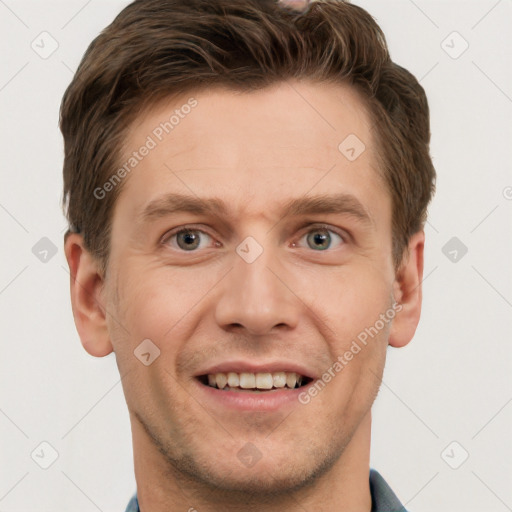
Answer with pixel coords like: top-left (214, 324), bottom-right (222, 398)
top-left (388, 230), bottom-right (425, 348)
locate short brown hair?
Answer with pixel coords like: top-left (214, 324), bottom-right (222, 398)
top-left (60, 0), bottom-right (436, 275)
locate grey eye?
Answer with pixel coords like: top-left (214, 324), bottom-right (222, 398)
top-left (306, 229), bottom-right (331, 250)
top-left (300, 228), bottom-right (344, 251)
top-left (175, 230), bottom-right (205, 250)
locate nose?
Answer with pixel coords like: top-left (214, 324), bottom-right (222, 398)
top-left (214, 244), bottom-right (301, 336)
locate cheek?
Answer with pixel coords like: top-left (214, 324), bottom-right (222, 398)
top-left (106, 268), bottom-right (204, 417)
top-left (290, 264), bottom-right (391, 407)
top-left (112, 265), bottom-right (205, 339)
top-left (298, 263), bottom-right (393, 346)
top-left (106, 262), bottom-right (226, 381)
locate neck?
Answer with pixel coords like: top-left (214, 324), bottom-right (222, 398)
top-left (132, 412), bottom-right (373, 512)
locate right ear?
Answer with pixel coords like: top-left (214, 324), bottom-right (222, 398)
top-left (64, 233), bottom-right (113, 357)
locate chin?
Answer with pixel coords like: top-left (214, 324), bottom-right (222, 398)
top-left (167, 443), bottom-right (341, 499)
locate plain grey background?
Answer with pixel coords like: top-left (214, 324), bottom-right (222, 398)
top-left (1, 0), bottom-right (511, 510)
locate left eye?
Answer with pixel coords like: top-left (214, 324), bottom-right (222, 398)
top-left (165, 229), bottom-right (214, 251)
top-left (297, 227), bottom-right (345, 251)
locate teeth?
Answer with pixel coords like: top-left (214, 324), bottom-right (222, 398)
top-left (239, 372), bottom-right (256, 389)
top-left (205, 371), bottom-right (305, 390)
top-left (255, 373), bottom-right (273, 389)
top-left (273, 372), bottom-right (286, 388)
top-left (215, 373), bottom-right (227, 389)
top-left (286, 372), bottom-right (297, 388)
top-left (227, 372), bottom-right (239, 387)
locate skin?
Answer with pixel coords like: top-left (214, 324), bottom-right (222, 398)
top-left (65, 79), bottom-right (424, 512)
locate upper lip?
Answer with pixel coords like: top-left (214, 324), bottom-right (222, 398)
top-left (195, 360), bottom-right (316, 380)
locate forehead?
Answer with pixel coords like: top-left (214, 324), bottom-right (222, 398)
top-left (112, 80), bottom-right (389, 226)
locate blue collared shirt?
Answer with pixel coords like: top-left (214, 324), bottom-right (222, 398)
top-left (124, 468), bottom-right (408, 511)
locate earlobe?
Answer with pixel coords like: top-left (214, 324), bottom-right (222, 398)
top-left (64, 233), bottom-right (114, 357)
top-left (388, 230), bottom-right (425, 348)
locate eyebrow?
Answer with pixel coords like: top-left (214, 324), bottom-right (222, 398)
top-left (139, 192), bottom-right (373, 227)
top-left (282, 194), bottom-right (373, 226)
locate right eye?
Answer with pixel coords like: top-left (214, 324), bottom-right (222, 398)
top-left (162, 227), bottom-right (218, 252)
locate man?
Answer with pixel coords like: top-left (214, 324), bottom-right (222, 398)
top-left (60, 0), bottom-right (436, 510)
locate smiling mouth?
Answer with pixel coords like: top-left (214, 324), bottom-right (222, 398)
top-left (198, 372), bottom-right (313, 392)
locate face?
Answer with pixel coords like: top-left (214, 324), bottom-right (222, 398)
top-left (102, 80), bottom-right (398, 494)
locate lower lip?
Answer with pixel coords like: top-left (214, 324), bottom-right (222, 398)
top-left (193, 378), bottom-right (314, 412)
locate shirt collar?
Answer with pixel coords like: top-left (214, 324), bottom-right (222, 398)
top-left (370, 468), bottom-right (408, 512)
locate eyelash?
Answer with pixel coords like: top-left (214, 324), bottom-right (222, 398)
top-left (160, 223), bottom-right (348, 252)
